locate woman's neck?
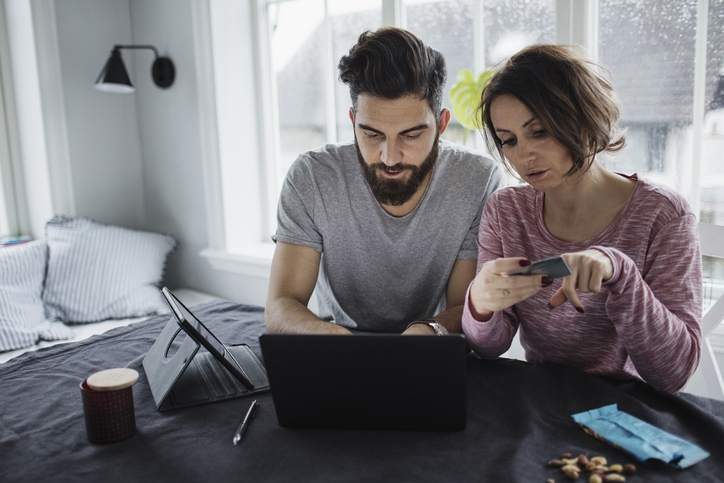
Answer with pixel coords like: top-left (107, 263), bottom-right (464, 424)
top-left (545, 163), bottom-right (608, 219)
top-left (542, 162), bottom-right (636, 241)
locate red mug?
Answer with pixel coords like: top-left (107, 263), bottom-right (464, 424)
top-left (80, 368), bottom-right (138, 444)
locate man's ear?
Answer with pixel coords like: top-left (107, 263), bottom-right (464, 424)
top-left (437, 108), bottom-right (451, 135)
top-left (349, 107), bottom-right (355, 126)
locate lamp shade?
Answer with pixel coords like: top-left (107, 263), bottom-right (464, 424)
top-left (95, 49), bottom-right (134, 94)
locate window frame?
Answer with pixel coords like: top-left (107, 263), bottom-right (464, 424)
top-left (252, 0), bottom-right (598, 244)
top-left (0, 1), bottom-right (22, 238)
top-left (203, 0), bottom-right (721, 274)
top-left (0, 0), bottom-right (75, 240)
top-left (0, 72), bottom-right (18, 238)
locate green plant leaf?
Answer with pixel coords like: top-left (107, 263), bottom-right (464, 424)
top-left (449, 69), bottom-right (494, 131)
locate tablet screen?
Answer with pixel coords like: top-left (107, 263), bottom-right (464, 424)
top-left (161, 288), bottom-right (254, 389)
top-left (173, 296), bottom-right (226, 356)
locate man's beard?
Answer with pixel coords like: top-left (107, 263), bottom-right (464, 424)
top-left (355, 135), bottom-right (439, 206)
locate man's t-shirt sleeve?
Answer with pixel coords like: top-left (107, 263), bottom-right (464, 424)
top-left (457, 164), bottom-right (502, 260)
top-left (271, 157), bottom-right (323, 252)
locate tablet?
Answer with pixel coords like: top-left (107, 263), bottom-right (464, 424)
top-left (161, 287), bottom-right (254, 390)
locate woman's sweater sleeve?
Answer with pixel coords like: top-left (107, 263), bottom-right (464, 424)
top-left (592, 213), bottom-right (702, 393)
top-left (462, 195), bottom-right (520, 358)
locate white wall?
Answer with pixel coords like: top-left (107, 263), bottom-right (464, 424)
top-left (129, 0), bottom-right (269, 304)
top-left (23, 0), bottom-right (270, 304)
top-left (53, 0), bottom-right (146, 229)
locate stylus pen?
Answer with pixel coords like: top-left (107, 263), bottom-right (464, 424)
top-left (232, 400), bottom-right (259, 446)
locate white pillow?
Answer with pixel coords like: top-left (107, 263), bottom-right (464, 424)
top-left (43, 216), bottom-right (176, 323)
top-left (0, 241), bottom-right (72, 352)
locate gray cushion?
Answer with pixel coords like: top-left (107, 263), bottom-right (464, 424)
top-left (0, 241), bottom-right (72, 352)
top-left (43, 216), bottom-right (176, 323)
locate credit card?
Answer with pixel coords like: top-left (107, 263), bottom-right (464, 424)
top-left (508, 255), bottom-right (571, 279)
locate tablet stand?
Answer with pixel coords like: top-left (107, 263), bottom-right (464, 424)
top-left (143, 317), bottom-right (269, 411)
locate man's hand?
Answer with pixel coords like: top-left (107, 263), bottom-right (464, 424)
top-left (402, 323), bottom-right (436, 335)
top-left (328, 324), bottom-right (354, 335)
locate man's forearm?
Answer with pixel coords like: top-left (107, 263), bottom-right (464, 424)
top-left (431, 304), bottom-right (463, 333)
top-left (265, 297), bottom-right (350, 334)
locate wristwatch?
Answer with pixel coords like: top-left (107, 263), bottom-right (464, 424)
top-left (418, 319), bottom-right (449, 336)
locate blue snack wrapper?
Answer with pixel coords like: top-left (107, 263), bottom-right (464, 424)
top-left (571, 404), bottom-right (709, 469)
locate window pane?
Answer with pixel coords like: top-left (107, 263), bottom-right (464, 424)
top-left (269, 0), bottom-right (327, 181)
top-left (598, 0), bottom-right (698, 193)
top-left (599, 1), bottom-right (724, 310)
top-left (482, 0), bottom-right (556, 66)
top-left (703, 0), bottom-right (724, 226)
top-left (704, 0), bottom-right (724, 311)
top-left (0, 106), bottom-right (12, 237)
top-left (0, 59), bottom-right (11, 237)
top-left (267, 1), bottom-right (382, 238)
top-left (330, 1), bottom-right (382, 144)
top-left (480, 0), bottom-right (555, 164)
top-left (270, 1), bottom-right (381, 178)
top-left (0, 167), bottom-right (10, 236)
top-left (405, 0), bottom-right (475, 146)
top-left (404, 0), bottom-right (555, 150)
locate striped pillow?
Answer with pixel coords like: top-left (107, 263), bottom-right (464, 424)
top-left (0, 241), bottom-right (72, 352)
top-left (43, 216), bottom-right (176, 323)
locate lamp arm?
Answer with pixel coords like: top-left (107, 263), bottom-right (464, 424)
top-left (113, 44), bottom-right (160, 58)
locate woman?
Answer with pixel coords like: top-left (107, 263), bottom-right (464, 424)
top-left (463, 44), bottom-right (702, 393)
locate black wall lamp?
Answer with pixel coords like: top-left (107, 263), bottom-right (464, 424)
top-left (95, 45), bottom-right (175, 93)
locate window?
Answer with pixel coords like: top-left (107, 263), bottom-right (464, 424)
top-left (404, 0), bottom-right (476, 146)
top-left (0, 12), bottom-right (17, 239)
top-left (254, 0), bottom-right (558, 241)
top-left (599, 1), bottom-right (697, 197)
top-left (213, 1), bottom-right (724, 278)
top-left (404, 0), bottom-right (555, 164)
top-left (703, 0), bottom-right (724, 306)
top-left (703, 0), bottom-right (724, 227)
top-left (0, 75), bottom-right (17, 239)
top-left (0, 168), bottom-right (12, 238)
top-left (0, 164), bottom-right (14, 238)
top-left (597, 0), bottom-right (724, 307)
top-left (261, 0), bottom-right (382, 241)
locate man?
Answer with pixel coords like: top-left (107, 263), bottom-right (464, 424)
top-left (265, 28), bottom-right (500, 335)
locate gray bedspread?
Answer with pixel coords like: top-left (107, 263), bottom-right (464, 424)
top-left (1, 300), bottom-right (723, 482)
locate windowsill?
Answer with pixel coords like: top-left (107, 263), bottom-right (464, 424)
top-left (200, 244), bottom-right (275, 278)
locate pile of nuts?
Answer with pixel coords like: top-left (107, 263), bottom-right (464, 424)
top-left (545, 452), bottom-right (637, 482)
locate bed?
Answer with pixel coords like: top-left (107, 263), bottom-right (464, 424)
top-left (0, 288), bottom-right (219, 364)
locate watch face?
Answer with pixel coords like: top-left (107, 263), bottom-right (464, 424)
top-left (428, 322), bottom-right (448, 335)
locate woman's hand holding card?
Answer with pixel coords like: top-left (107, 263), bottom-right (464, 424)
top-left (469, 257), bottom-right (547, 320)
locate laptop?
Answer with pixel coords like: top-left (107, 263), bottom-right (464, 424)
top-left (259, 333), bottom-right (467, 431)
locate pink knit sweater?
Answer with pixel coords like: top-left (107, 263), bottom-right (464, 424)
top-left (462, 177), bottom-right (702, 393)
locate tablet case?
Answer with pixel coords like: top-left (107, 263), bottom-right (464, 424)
top-left (143, 317), bottom-right (269, 411)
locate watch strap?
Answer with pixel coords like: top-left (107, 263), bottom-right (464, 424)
top-left (406, 319), bottom-right (448, 335)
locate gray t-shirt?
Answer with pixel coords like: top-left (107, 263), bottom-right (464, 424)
top-left (273, 141), bottom-right (500, 332)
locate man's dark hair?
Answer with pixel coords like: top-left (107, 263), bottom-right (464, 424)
top-left (338, 28), bottom-right (446, 116)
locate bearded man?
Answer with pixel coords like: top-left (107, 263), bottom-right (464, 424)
top-left (265, 28), bottom-right (500, 335)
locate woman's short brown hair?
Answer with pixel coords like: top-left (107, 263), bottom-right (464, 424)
top-left (480, 44), bottom-right (625, 176)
